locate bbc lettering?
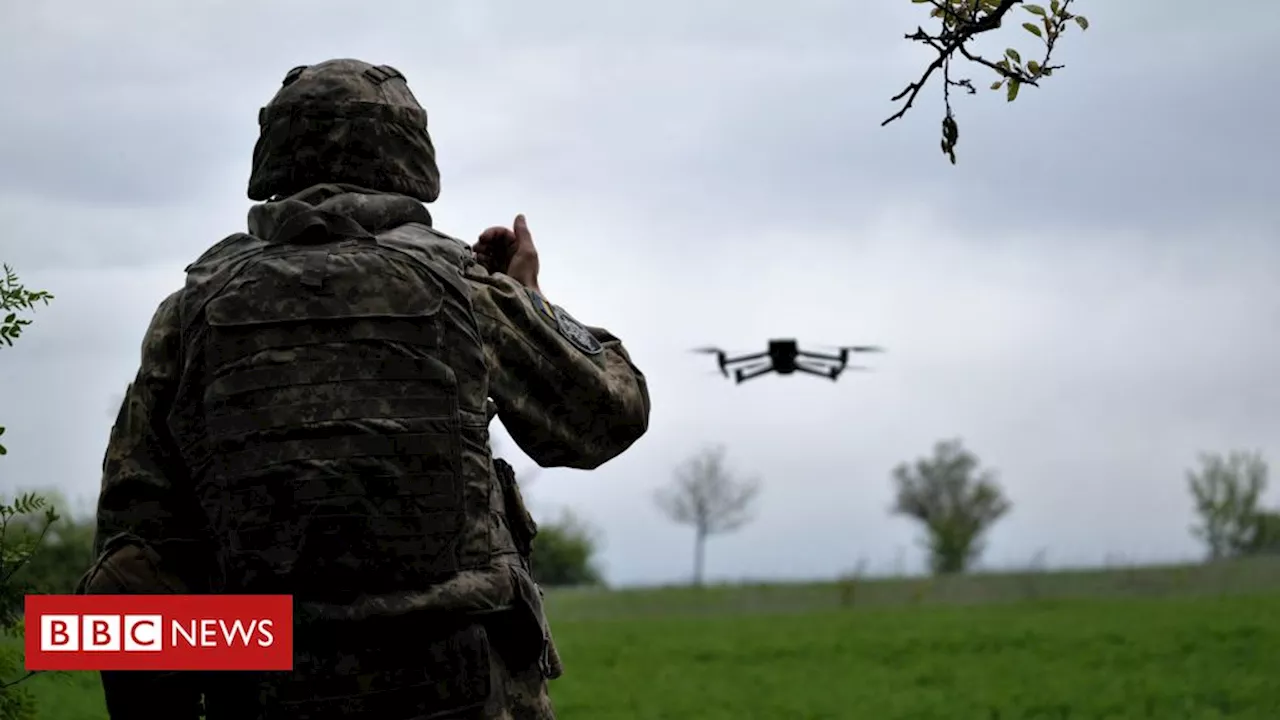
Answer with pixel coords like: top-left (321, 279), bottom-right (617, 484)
top-left (24, 594), bottom-right (292, 671)
top-left (41, 614), bottom-right (161, 651)
top-left (40, 615), bottom-right (275, 652)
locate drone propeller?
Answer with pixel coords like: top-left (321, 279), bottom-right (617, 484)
top-left (815, 344), bottom-right (885, 354)
top-left (690, 346), bottom-right (731, 377)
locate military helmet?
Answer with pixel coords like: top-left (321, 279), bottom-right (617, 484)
top-left (247, 58), bottom-right (441, 203)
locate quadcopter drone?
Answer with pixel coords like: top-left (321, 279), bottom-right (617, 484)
top-left (692, 339), bottom-right (884, 384)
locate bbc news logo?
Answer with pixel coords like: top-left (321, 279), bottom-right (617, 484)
top-left (24, 595), bottom-right (292, 671)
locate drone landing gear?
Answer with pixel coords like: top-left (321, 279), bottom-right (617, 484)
top-left (733, 363), bottom-right (775, 384)
top-left (794, 362), bottom-right (841, 381)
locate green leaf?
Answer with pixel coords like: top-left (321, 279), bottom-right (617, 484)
top-left (1050, 0), bottom-right (1061, 13)
top-left (1027, 60), bottom-right (1041, 74)
top-left (1023, 4), bottom-right (1047, 15)
top-left (1006, 79), bottom-right (1021, 102)
top-left (990, 80), bottom-right (1004, 90)
top-left (1023, 22), bottom-right (1043, 37)
top-left (1075, 15), bottom-right (1089, 30)
top-left (1005, 48), bottom-right (1021, 63)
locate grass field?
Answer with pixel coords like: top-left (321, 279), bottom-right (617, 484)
top-left (9, 557), bottom-right (1280, 719)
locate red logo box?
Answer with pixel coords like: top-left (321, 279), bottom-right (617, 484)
top-left (24, 595), bottom-right (293, 671)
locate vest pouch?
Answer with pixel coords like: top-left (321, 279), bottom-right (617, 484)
top-left (494, 457), bottom-right (537, 557)
top-left (491, 463), bottom-right (564, 680)
top-left (485, 564), bottom-right (563, 679)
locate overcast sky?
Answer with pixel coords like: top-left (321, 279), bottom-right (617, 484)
top-left (1, 0), bottom-right (1277, 586)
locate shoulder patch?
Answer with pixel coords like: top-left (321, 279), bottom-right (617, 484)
top-left (552, 305), bottom-right (603, 355)
top-left (526, 288), bottom-right (558, 324)
top-left (524, 289), bottom-right (602, 354)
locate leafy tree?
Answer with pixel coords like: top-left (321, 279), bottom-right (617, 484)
top-left (5, 489), bottom-right (94, 595)
top-left (0, 265), bottom-right (53, 354)
top-left (891, 438), bottom-right (1011, 574)
top-left (1249, 510), bottom-right (1280, 556)
top-left (654, 445), bottom-right (761, 587)
top-left (531, 509), bottom-right (605, 588)
top-left (0, 495), bottom-right (60, 720)
top-left (1187, 450), bottom-right (1269, 560)
top-left (0, 265), bottom-right (54, 461)
top-left (887, 0), bottom-right (1091, 164)
top-left (0, 265), bottom-right (53, 719)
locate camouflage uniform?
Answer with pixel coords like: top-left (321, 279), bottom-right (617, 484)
top-left (83, 59), bottom-right (650, 720)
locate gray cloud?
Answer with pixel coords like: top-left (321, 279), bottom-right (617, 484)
top-left (1, 0), bottom-right (1277, 586)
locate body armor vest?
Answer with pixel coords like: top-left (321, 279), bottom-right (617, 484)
top-left (172, 209), bottom-right (514, 601)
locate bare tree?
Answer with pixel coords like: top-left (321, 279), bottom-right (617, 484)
top-left (885, 0), bottom-right (1091, 164)
top-left (654, 445), bottom-right (761, 587)
top-left (891, 438), bottom-right (1011, 574)
top-left (1187, 450), bottom-right (1268, 561)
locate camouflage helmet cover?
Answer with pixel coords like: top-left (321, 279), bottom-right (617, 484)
top-left (247, 58), bottom-right (441, 203)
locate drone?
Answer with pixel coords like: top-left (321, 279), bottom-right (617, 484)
top-left (692, 339), bottom-right (884, 384)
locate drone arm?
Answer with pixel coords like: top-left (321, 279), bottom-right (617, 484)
top-left (722, 350), bottom-right (770, 369)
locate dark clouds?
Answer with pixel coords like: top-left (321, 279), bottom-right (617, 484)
top-left (0, 0), bottom-right (1277, 585)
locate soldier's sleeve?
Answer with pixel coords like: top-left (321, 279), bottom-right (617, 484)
top-left (94, 291), bottom-right (208, 563)
top-left (466, 266), bottom-right (651, 470)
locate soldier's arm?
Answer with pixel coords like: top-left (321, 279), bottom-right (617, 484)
top-left (94, 291), bottom-right (209, 567)
top-left (467, 267), bottom-right (650, 470)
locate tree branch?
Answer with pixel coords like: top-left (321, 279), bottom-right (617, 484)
top-left (0, 671), bottom-right (37, 691)
top-left (884, 0), bottom-right (1088, 163)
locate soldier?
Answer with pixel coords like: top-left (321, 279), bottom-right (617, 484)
top-left (82, 58), bottom-right (650, 720)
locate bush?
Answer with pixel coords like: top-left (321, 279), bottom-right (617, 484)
top-left (0, 265), bottom-right (55, 719)
top-left (532, 509), bottom-right (605, 588)
top-left (1, 494), bottom-right (60, 720)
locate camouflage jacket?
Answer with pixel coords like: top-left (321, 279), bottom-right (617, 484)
top-left (90, 185), bottom-right (651, 719)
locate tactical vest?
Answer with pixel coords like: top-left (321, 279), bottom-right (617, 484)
top-left (171, 209), bottom-right (517, 601)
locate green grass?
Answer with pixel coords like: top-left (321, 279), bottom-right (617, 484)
top-left (8, 558), bottom-right (1280, 719)
top-left (550, 595), bottom-right (1280, 719)
top-left (7, 668), bottom-right (103, 720)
